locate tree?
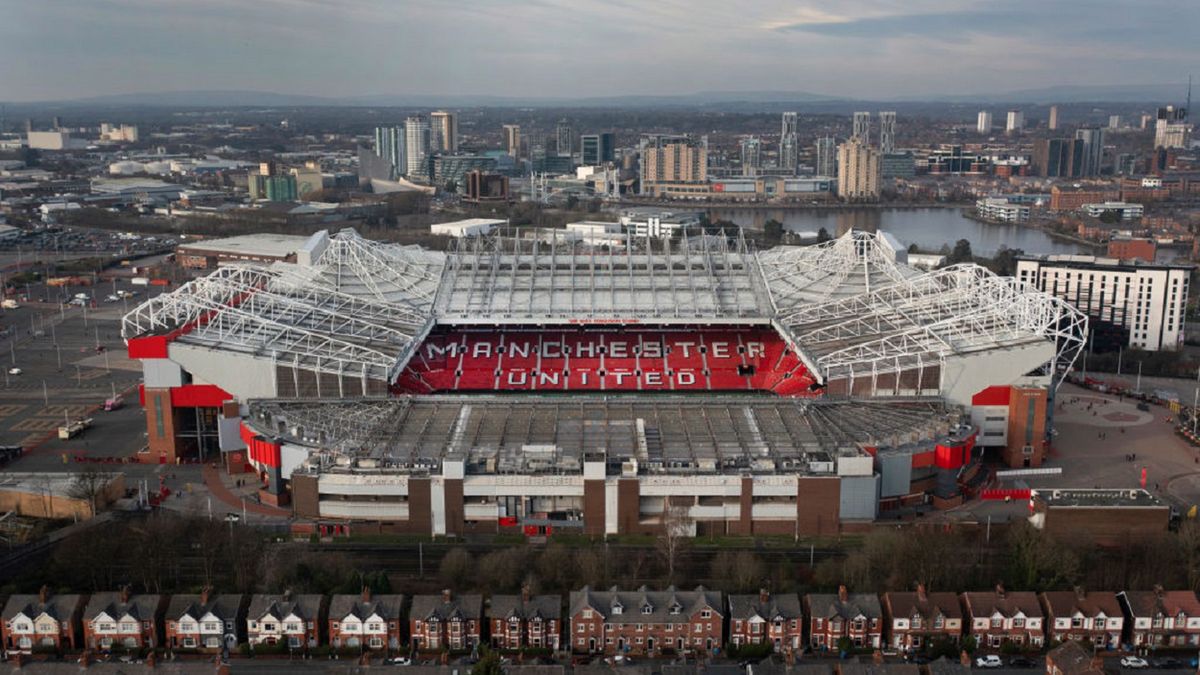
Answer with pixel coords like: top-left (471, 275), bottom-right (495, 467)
top-left (66, 468), bottom-right (114, 517)
top-left (472, 646), bottom-right (503, 675)
top-left (763, 219), bottom-right (785, 244)
top-left (1005, 521), bottom-right (1080, 590)
top-left (949, 239), bottom-right (973, 265)
top-left (907, 243), bottom-right (920, 254)
top-left (656, 502), bottom-right (693, 582)
top-left (817, 227), bottom-right (832, 243)
top-left (439, 547), bottom-right (473, 588)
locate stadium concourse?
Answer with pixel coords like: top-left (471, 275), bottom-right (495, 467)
top-left (120, 228), bottom-right (1087, 536)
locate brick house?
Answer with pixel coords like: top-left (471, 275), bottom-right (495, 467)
top-left (246, 593), bottom-right (325, 650)
top-left (1, 587), bottom-right (84, 653)
top-left (961, 586), bottom-right (1043, 649)
top-left (164, 589), bottom-right (244, 652)
top-left (328, 589), bottom-right (404, 651)
top-left (1118, 587), bottom-right (1200, 647)
top-left (1040, 589), bottom-right (1123, 649)
top-left (882, 585), bottom-right (963, 651)
top-left (1046, 640), bottom-right (1105, 675)
top-left (569, 585), bottom-right (724, 656)
top-left (728, 589), bottom-right (803, 653)
top-left (409, 590), bottom-right (483, 652)
top-left (805, 586), bottom-right (883, 650)
top-left (81, 588), bottom-right (165, 651)
top-left (489, 588), bottom-right (561, 651)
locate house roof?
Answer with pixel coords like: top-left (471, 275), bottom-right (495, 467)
top-left (165, 594), bottom-right (244, 622)
top-left (410, 594), bottom-right (483, 622)
top-left (327, 594), bottom-right (405, 622)
top-left (928, 657), bottom-right (971, 675)
top-left (1119, 590), bottom-right (1200, 618)
top-left (489, 594), bottom-right (561, 622)
top-left (246, 594), bottom-right (324, 622)
top-left (962, 591), bottom-right (1042, 619)
top-left (840, 658), bottom-right (922, 675)
top-left (805, 593), bottom-right (882, 621)
top-left (728, 593), bottom-right (803, 621)
top-left (1047, 640), bottom-right (1103, 675)
top-left (884, 591), bottom-right (963, 622)
top-left (1041, 591), bottom-right (1123, 619)
top-left (83, 593), bottom-right (162, 623)
top-left (2, 594), bottom-right (83, 622)
top-left (569, 586), bottom-right (723, 624)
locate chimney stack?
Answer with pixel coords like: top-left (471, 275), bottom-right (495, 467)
top-left (917, 583), bottom-right (927, 602)
top-left (200, 585), bottom-right (211, 606)
top-left (760, 588), bottom-right (770, 604)
top-left (1075, 586), bottom-right (1086, 602)
top-left (362, 586), bottom-right (371, 603)
top-left (838, 585), bottom-right (848, 603)
top-left (442, 589), bottom-right (452, 603)
top-left (38, 585), bottom-right (49, 604)
top-left (995, 583), bottom-right (1005, 598)
top-left (120, 585), bottom-right (131, 604)
top-left (1154, 584), bottom-right (1165, 598)
top-left (521, 584), bottom-right (531, 604)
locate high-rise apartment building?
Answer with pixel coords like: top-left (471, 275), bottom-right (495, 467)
top-left (1074, 127), bottom-right (1105, 177)
top-left (1155, 106), bottom-right (1191, 148)
top-left (1108, 115), bottom-right (1122, 130)
top-left (580, 133), bottom-right (615, 165)
top-left (374, 126), bottom-right (405, 179)
top-left (878, 111), bottom-right (896, 154)
top-left (638, 134), bottom-right (707, 198)
top-left (780, 112), bottom-right (799, 174)
top-left (404, 116), bottom-right (431, 177)
top-left (836, 138), bottom-right (881, 202)
top-left (1006, 110), bottom-right (1024, 133)
top-left (430, 111), bottom-right (458, 153)
top-left (814, 136), bottom-right (837, 178)
top-left (781, 112), bottom-right (798, 137)
top-left (1048, 106), bottom-right (1059, 131)
top-left (852, 112), bottom-right (871, 143)
top-left (503, 124), bottom-right (521, 157)
top-left (740, 137), bottom-right (762, 176)
top-left (555, 119), bottom-right (573, 158)
top-left (976, 111), bottom-right (993, 134)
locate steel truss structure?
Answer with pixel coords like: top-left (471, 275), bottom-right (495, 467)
top-left (123, 228), bottom-right (1087, 394)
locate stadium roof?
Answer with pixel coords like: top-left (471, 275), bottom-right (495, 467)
top-left (248, 395), bottom-right (960, 475)
top-left (123, 228), bottom-right (1086, 387)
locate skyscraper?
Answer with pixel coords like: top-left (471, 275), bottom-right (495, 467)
top-left (780, 112), bottom-right (799, 174)
top-left (740, 137), bottom-right (762, 176)
top-left (430, 111), bottom-right (458, 153)
top-left (1075, 126), bottom-right (1105, 177)
top-left (878, 111), bottom-right (896, 154)
top-left (404, 116), bottom-right (431, 177)
top-left (1155, 105), bottom-right (1191, 148)
top-left (852, 112), bottom-right (871, 143)
top-left (1048, 105), bottom-right (1059, 131)
top-left (555, 119), bottom-right (573, 157)
top-left (836, 138), bottom-right (881, 202)
top-left (374, 126), bottom-right (405, 180)
top-left (1006, 110), bottom-right (1024, 134)
top-left (977, 111), bottom-right (993, 134)
top-left (503, 124), bottom-right (521, 157)
top-left (1108, 115), bottom-right (1122, 130)
top-left (814, 136), bottom-right (837, 177)
top-left (781, 112), bottom-right (798, 137)
top-left (580, 133), bottom-right (615, 165)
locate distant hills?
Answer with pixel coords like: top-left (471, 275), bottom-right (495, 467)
top-left (17, 83), bottom-right (1190, 109)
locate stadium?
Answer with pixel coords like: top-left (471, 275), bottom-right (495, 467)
top-left (122, 228), bottom-right (1087, 536)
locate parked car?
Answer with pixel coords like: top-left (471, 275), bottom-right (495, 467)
top-left (1009, 657), bottom-right (1037, 668)
top-left (385, 657), bottom-right (411, 666)
top-left (1152, 657), bottom-right (1184, 669)
top-left (1120, 656), bottom-right (1149, 669)
top-left (975, 655), bottom-right (1003, 669)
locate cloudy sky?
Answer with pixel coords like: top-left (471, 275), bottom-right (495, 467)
top-left (2, 0), bottom-right (1196, 101)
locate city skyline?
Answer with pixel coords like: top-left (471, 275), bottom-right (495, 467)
top-left (2, 0), bottom-right (1197, 103)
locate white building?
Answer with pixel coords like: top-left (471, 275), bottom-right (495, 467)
top-left (26, 131), bottom-right (73, 150)
top-left (1081, 201), bottom-right (1143, 221)
top-left (1006, 110), bottom-right (1024, 133)
top-left (618, 209), bottom-right (702, 238)
top-left (1016, 255), bottom-right (1191, 351)
top-left (976, 111), bottom-right (993, 134)
top-left (975, 197), bottom-right (1031, 223)
top-left (430, 218), bottom-right (505, 238)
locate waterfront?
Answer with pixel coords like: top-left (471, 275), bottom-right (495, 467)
top-left (710, 206), bottom-right (1092, 257)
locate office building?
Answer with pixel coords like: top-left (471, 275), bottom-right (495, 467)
top-left (503, 124), bottom-right (521, 157)
top-left (976, 197), bottom-right (1031, 223)
top-left (1016, 255), bottom-right (1191, 351)
top-left (1048, 106), bottom-right (1059, 130)
top-left (1033, 135), bottom-right (1101, 179)
top-left (638, 134), bottom-right (707, 198)
top-left (580, 133), bottom-right (614, 165)
top-left (977, 111), bottom-right (993, 134)
top-left (1081, 201), bottom-right (1143, 221)
top-left (1006, 110), bottom-right (1024, 133)
top-left (464, 170), bottom-right (510, 204)
top-left (1074, 127), bottom-right (1105, 177)
top-left (852, 112), bottom-right (871, 143)
top-left (374, 126), bottom-right (404, 179)
top-left (836, 138), bottom-right (881, 202)
top-left (248, 173), bottom-right (298, 202)
top-left (1155, 105), bottom-right (1191, 149)
top-left (740, 137), bottom-right (762, 176)
top-left (878, 111), bottom-right (896, 154)
top-left (814, 136), bottom-right (837, 177)
top-left (880, 153), bottom-right (915, 179)
top-left (555, 119), bottom-right (573, 158)
top-left (430, 111), bottom-right (458, 153)
top-left (404, 116), bottom-right (431, 178)
top-left (432, 155), bottom-right (497, 187)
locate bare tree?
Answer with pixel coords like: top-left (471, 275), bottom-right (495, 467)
top-left (66, 468), bottom-right (115, 517)
top-left (656, 500), bottom-right (693, 583)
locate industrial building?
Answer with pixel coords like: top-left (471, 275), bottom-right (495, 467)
top-left (122, 229), bottom-right (1086, 535)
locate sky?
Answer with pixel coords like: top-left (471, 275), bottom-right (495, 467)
top-left (1, 0), bottom-right (1197, 102)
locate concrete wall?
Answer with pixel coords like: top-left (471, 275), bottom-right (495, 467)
top-left (877, 452), bottom-right (912, 498)
top-left (168, 344), bottom-right (279, 400)
top-left (941, 343), bottom-right (1054, 407)
top-left (839, 474), bottom-right (880, 521)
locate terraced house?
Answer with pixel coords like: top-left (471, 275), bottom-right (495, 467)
top-left (164, 590), bottom-right (244, 652)
top-left (1041, 589), bottom-right (1123, 649)
top-left (1, 588), bottom-right (84, 652)
top-left (81, 589), bottom-right (164, 650)
top-left (246, 593), bottom-right (324, 649)
top-left (328, 590), bottom-right (405, 651)
top-left (727, 590), bottom-right (803, 652)
top-left (882, 585), bottom-right (963, 650)
top-left (409, 591), bottom-right (483, 651)
top-left (805, 586), bottom-right (883, 650)
top-left (961, 586), bottom-right (1044, 648)
top-left (488, 589), bottom-right (562, 651)
top-left (569, 586), bottom-right (724, 656)
top-left (1118, 588), bottom-right (1200, 647)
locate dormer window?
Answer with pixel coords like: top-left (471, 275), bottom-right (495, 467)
top-left (701, 609), bottom-right (712, 619)
top-left (670, 604), bottom-right (682, 615)
top-left (612, 605), bottom-right (623, 616)
top-left (641, 605), bottom-right (653, 615)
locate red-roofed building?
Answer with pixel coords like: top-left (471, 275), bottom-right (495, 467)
top-left (970, 386), bottom-right (1048, 468)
